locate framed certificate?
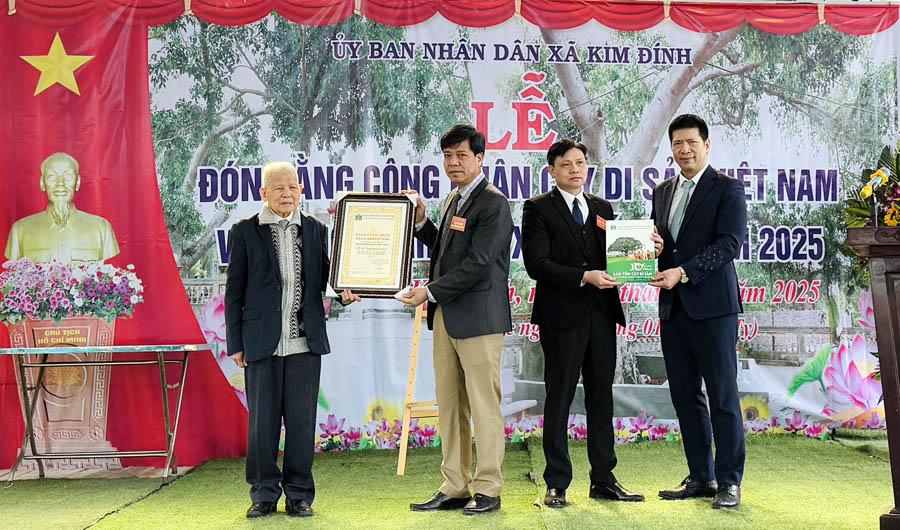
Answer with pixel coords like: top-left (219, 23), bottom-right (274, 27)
top-left (329, 193), bottom-right (416, 298)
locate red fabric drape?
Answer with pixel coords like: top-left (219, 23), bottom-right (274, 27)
top-left (826, 5), bottom-right (899, 36)
top-left (0, 14), bottom-right (248, 469)
top-left (362, 0), bottom-right (513, 28)
top-left (275, 0), bottom-right (353, 27)
top-left (670, 3), bottom-right (820, 34)
top-left (3, 0), bottom-right (897, 35)
top-left (521, 0), bottom-right (664, 31)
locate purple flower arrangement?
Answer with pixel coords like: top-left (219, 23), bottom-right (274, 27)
top-left (0, 258), bottom-right (144, 324)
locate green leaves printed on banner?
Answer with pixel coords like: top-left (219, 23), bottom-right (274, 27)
top-left (787, 345), bottom-right (832, 398)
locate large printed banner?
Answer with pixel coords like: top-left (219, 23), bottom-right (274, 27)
top-left (1, 4), bottom-right (897, 469)
top-left (157, 13), bottom-right (897, 450)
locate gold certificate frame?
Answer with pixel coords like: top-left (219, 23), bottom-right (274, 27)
top-left (329, 193), bottom-right (415, 298)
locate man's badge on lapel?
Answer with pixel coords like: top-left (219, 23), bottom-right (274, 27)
top-left (596, 215), bottom-right (606, 230)
top-left (450, 216), bottom-right (467, 231)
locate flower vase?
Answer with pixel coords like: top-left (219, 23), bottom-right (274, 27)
top-left (6, 316), bottom-right (121, 472)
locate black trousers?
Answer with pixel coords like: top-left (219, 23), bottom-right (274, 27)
top-left (245, 352), bottom-right (321, 503)
top-left (660, 298), bottom-right (745, 486)
top-left (540, 306), bottom-right (617, 490)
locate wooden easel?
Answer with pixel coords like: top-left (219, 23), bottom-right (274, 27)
top-left (396, 304), bottom-right (439, 475)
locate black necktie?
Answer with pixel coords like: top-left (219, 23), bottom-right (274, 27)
top-left (572, 199), bottom-right (584, 226)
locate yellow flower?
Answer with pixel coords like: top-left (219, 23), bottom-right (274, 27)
top-left (886, 206), bottom-right (900, 227)
top-left (740, 395), bottom-right (770, 422)
top-left (366, 398), bottom-right (402, 423)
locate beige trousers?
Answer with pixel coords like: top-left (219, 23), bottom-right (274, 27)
top-left (432, 306), bottom-right (506, 497)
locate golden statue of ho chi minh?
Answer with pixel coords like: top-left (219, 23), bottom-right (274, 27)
top-left (4, 152), bottom-right (119, 265)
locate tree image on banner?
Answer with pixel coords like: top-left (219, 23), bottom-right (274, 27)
top-left (150, 17), bottom-right (472, 274)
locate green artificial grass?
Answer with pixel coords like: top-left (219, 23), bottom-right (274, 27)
top-left (0, 436), bottom-right (893, 529)
top-left (0, 477), bottom-right (162, 529)
top-left (831, 428), bottom-right (891, 461)
top-left (529, 435), bottom-right (893, 530)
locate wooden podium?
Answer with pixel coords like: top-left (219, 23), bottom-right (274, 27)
top-left (846, 227), bottom-right (900, 530)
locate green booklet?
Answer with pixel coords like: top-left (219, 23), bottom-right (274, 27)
top-left (606, 219), bottom-right (656, 283)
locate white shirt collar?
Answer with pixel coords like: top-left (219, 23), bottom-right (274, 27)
top-left (557, 186), bottom-right (586, 211)
top-left (679, 164), bottom-right (708, 189)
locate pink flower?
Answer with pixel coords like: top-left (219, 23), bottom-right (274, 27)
top-left (615, 418), bottom-right (627, 431)
top-left (394, 418), bottom-right (418, 434)
top-left (805, 423), bottom-right (824, 439)
top-left (375, 436), bottom-right (398, 450)
top-left (863, 412), bottom-right (886, 430)
top-left (364, 420), bottom-right (381, 438)
top-left (823, 335), bottom-right (882, 414)
top-left (649, 425), bottom-right (669, 441)
top-left (570, 423), bottom-right (587, 441)
top-left (784, 411), bottom-right (808, 433)
top-left (319, 414), bottom-right (345, 439)
top-left (858, 290), bottom-right (876, 329)
top-left (341, 427), bottom-right (362, 447)
top-left (629, 411), bottom-right (655, 433)
top-left (505, 424), bottom-right (516, 438)
top-left (414, 425), bottom-right (437, 447)
top-left (198, 296), bottom-right (227, 349)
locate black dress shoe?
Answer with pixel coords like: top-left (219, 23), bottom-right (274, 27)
top-left (246, 501), bottom-right (276, 518)
top-left (410, 491), bottom-right (471, 511)
top-left (544, 488), bottom-right (567, 508)
top-left (463, 493), bottom-right (501, 515)
top-left (285, 499), bottom-right (314, 517)
top-left (659, 477), bottom-right (718, 500)
top-left (712, 484), bottom-right (741, 509)
top-left (589, 482), bottom-right (645, 502)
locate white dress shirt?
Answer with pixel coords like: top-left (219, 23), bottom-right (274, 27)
top-left (667, 164), bottom-right (707, 229)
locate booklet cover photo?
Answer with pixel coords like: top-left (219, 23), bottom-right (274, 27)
top-left (605, 219), bottom-right (656, 283)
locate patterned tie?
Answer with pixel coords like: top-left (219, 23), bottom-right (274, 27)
top-left (434, 191), bottom-right (461, 279)
top-left (572, 198), bottom-right (584, 226)
top-left (669, 179), bottom-right (695, 240)
top-left (279, 218), bottom-right (289, 230)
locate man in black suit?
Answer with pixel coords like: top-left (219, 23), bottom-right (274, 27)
top-left (522, 139), bottom-right (657, 508)
top-left (399, 125), bottom-right (513, 515)
top-left (649, 114), bottom-right (747, 509)
top-left (225, 162), bottom-right (359, 518)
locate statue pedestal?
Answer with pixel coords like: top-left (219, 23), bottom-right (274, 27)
top-left (7, 316), bottom-right (121, 470)
top-left (846, 227), bottom-right (900, 530)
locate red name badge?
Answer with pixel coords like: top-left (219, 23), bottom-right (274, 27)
top-left (596, 216), bottom-right (606, 230)
top-left (450, 216), bottom-right (467, 231)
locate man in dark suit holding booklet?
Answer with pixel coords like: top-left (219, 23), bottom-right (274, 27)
top-left (522, 139), bottom-right (662, 508)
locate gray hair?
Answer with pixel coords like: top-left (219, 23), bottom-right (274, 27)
top-left (261, 161), bottom-right (298, 188)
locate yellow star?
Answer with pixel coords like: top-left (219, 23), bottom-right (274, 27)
top-left (21, 33), bottom-right (94, 96)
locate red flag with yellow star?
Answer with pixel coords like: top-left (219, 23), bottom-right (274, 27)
top-left (0, 14), bottom-right (248, 469)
